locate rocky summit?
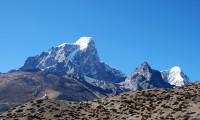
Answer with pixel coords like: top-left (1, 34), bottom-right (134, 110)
top-left (120, 62), bottom-right (173, 91)
top-left (1, 82), bottom-right (200, 120)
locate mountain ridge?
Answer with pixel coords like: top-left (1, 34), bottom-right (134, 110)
top-left (20, 37), bottom-right (126, 83)
top-left (120, 62), bottom-right (173, 91)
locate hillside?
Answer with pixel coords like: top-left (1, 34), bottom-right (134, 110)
top-left (1, 82), bottom-right (200, 120)
top-left (0, 70), bottom-right (98, 112)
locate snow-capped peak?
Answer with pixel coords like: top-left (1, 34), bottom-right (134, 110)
top-left (75, 37), bottom-right (93, 50)
top-left (161, 66), bottom-right (190, 86)
top-left (170, 66), bottom-right (181, 73)
top-left (20, 36), bottom-right (126, 83)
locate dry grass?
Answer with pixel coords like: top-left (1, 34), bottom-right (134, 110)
top-left (0, 82), bottom-right (200, 120)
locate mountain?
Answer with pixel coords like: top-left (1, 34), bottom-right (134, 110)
top-left (84, 76), bottom-right (124, 94)
top-left (1, 82), bottom-right (200, 119)
top-left (0, 70), bottom-right (98, 112)
top-left (0, 37), bottom-right (128, 111)
top-left (20, 37), bottom-right (126, 83)
top-left (120, 62), bottom-right (173, 91)
top-left (161, 66), bottom-right (191, 86)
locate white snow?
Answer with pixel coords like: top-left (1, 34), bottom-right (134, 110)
top-left (67, 36), bottom-right (93, 61)
top-left (170, 66), bottom-right (181, 72)
top-left (75, 37), bottom-right (92, 50)
top-left (161, 66), bottom-right (190, 86)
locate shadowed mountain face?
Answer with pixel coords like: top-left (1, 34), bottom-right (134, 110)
top-left (1, 82), bottom-right (199, 119)
top-left (20, 37), bottom-right (126, 83)
top-left (0, 71), bottom-right (98, 112)
top-left (120, 62), bottom-right (173, 91)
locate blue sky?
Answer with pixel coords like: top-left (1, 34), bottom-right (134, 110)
top-left (0, 0), bottom-right (199, 81)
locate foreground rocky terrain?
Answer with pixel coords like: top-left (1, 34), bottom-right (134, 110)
top-left (1, 82), bottom-right (199, 120)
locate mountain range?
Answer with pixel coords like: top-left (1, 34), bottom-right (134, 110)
top-left (0, 36), bottom-right (191, 111)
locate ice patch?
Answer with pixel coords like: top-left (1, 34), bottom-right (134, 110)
top-left (75, 37), bottom-right (92, 50)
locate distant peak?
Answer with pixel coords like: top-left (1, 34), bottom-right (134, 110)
top-left (136, 61), bottom-right (151, 71)
top-left (75, 37), bottom-right (93, 50)
top-left (140, 61), bottom-right (151, 69)
top-left (142, 61), bottom-right (149, 66)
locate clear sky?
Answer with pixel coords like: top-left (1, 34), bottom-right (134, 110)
top-left (0, 0), bottom-right (199, 81)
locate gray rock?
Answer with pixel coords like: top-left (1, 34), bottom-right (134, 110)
top-left (121, 62), bottom-right (173, 91)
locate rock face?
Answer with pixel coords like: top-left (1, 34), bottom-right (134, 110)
top-left (20, 37), bottom-right (126, 83)
top-left (1, 82), bottom-right (200, 119)
top-left (85, 76), bottom-right (124, 94)
top-left (161, 66), bottom-right (191, 86)
top-left (120, 62), bottom-right (173, 91)
top-left (0, 70), bottom-right (98, 112)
